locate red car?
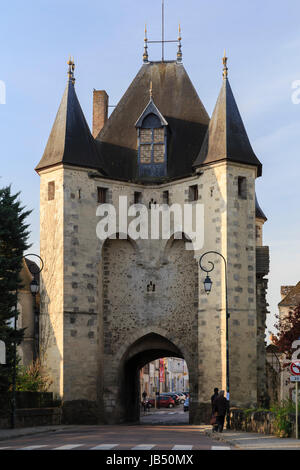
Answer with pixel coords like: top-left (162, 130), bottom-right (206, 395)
top-left (147, 395), bottom-right (175, 408)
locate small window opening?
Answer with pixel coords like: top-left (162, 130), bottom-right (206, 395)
top-left (238, 177), bottom-right (247, 199)
top-left (48, 181), bottom-right (55, 201)
top-left (97, 187), bottom-right (108, 203)
top-left (163, 190), bottom-right (169, 205)
top-left (134, 191), bottom-right (142, 204)
top-left (189, 185), bottom-right (198, 202)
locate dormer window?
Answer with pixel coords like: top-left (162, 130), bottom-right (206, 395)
top-left (136, 98), bottom-right (168, 178)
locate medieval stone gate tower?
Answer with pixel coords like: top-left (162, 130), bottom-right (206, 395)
top-left (35, 49), bottom-right (269, 424)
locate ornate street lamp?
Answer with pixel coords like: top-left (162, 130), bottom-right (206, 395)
top-left (11, 253), bottom-right (44, 429)
top-left (199, 251), bottom-right (230, 429)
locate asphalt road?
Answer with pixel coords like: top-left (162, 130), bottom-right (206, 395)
top-left (0, 425), bottom-right (232, 450)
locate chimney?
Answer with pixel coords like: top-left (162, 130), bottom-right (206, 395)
top-left (93, 90), bottom-right (108, 138)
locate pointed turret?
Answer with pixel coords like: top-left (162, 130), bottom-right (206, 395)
top-left (35, 58), bottom-right (105, 173)
top-left (193, 53), bottom-right (262, 176)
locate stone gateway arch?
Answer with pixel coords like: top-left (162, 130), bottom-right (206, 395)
top-left (36, 56), bottom-right (269, 424)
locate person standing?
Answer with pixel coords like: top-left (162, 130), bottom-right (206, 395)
top-left (142, 391), bottom-right (147, 414)
top-left (211, 388), bottom-right (219, 411)
top-left (210, 388), bottom-right (219, 432)
top-left (212, 390), bottom-right (229, 433)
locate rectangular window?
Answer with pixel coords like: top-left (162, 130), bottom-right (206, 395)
top-left (238, 177), bottom-right (247, 199)
top-left (140, 129), bottom-right (152, 143)
top-left (97, 187), bottom-right (107, 203)
top-left (153, 128), bottom-right (164, 142)
top-left (153, 144), bottom-right (165, 163)
top-left (189, 184), bottom-right (198, 202)
top-left (48, 181), bottom-right (55, 201)
top-left (134, 191), bottom-right (142, 204)
top-left (140, 144), bottom-right (152, 164)
top-left (163, 190), bottom-right (169, 205)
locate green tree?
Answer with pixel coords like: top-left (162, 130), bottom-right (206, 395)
top-left (0, 185), bottom-right (31, 394)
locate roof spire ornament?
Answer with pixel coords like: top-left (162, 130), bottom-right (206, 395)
top-left (177, 24), bottom-right (182, 63)
top-left (149, 80), bottom-right (153, 100)
top-left (222, 49), bottom-right (228, 79)
top-left (67, 56), bottom-right (75, 84)
top-left (143, 24), bottom-right (149, 63)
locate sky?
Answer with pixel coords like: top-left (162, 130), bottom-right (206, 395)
top-left (0, 0), bottom-right (300, 337)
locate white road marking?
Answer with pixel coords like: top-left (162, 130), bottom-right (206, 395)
top-left (172, 445), bottom-right (193, 450)
top-left (53, 444), bottom-right (83, 450)
top-left (18, 445), bottom-right (48, 450)
top-left (132, 444), bottom-right (156, 450)
top-left (211, 446), bottom-right (231, 450)
top-left (0, 447), bottom-right (12, 450)
top-left (91, 444), bottom-right (118, 450)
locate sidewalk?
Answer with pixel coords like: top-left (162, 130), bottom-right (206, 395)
top-left (0, 425), bottom-right (74, 442)
top-left (204, 428), bottom-right (300, 450)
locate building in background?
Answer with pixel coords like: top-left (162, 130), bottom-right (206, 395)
top-left (140, 357), bottom-right (189, 399)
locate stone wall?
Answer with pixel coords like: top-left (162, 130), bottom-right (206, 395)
top-left (0, 408), bottom-right (61, 429)
top-left (39, 160), bottom-right (266, 424)
top-left (229, 408), bottom-right (300, 438)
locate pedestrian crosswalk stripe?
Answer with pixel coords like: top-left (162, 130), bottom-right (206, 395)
top-left (53, 444), bottom-right (83, 450)
top-left (91, 444), bottom-right (118, 450)
top-left (172, 445), bottom-right (193, 450)
top-left (132, 444), bottom-right (156, 450)
top-left (211, 446), bottom-right (231, 450)
top-left (18, 445), bottom-right (48, 450)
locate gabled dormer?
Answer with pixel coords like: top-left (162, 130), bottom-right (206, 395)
top-left (135, 86), bottom-right (168, 178)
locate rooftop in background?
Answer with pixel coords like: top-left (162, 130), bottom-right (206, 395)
top-left (278, 281), bottom-right (300, 307)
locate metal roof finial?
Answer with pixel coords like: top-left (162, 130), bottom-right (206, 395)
top-left (67, 56), bottom-right (75, 84)
top-left (222, 49), bottom-right (228, 79)
top-left (143, 24), bottom-right (149, 63)
top-left (177, 23), bottom-right (182, 63)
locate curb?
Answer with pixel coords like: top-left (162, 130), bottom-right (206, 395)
top-left (204, 429), bottom-right (240, 448)
top-left (0, 426), bottom-right (72, 442)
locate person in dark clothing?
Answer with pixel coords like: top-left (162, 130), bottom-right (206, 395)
top-left (211, 388), bottom-right (219, 410)
top-left (210, 388), bottom-right (219, 432)
top-left (212, 390), bottom-right (229, 433)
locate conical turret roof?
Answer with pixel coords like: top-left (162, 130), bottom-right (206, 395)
top-left (193, 74), bottom-right (262, 176)
top-left (35, 72), bottom-right (105, 173)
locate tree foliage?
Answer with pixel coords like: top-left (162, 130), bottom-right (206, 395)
top-left (15, 359), bottom-right (53, 392)
top-left (0, 185), bottom-right (31, 392)
top-left (273, 304), bottom-right (300, 361)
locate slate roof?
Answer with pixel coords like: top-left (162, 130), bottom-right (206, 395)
top-left (278, 282), bottom-right (300, 307)
top-left (35, 78), bottom-right (105, 173)
top-left (255, 194), bottom-right (267, 221)
top-left (193, 77), bottom-right (262, 176)
top-left (96, 61), bottom-right (210, 182)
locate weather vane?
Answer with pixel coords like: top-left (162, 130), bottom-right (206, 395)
top-left (144, 0), bottom-right (182, 63)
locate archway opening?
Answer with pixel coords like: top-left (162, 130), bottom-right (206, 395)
top-left (140, 357), bottom-right (189, 417)
top-left (119, 333), bottom-right (190, 423)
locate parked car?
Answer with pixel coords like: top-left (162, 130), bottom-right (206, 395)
top-left (160, 393), bottom-right (181, 405)
top-left (148, 395), bottom-right (175, 408)
top-left (175, 392), bottom-right (186, 404)
top-left (183, 397), bottom-right (189, 412)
